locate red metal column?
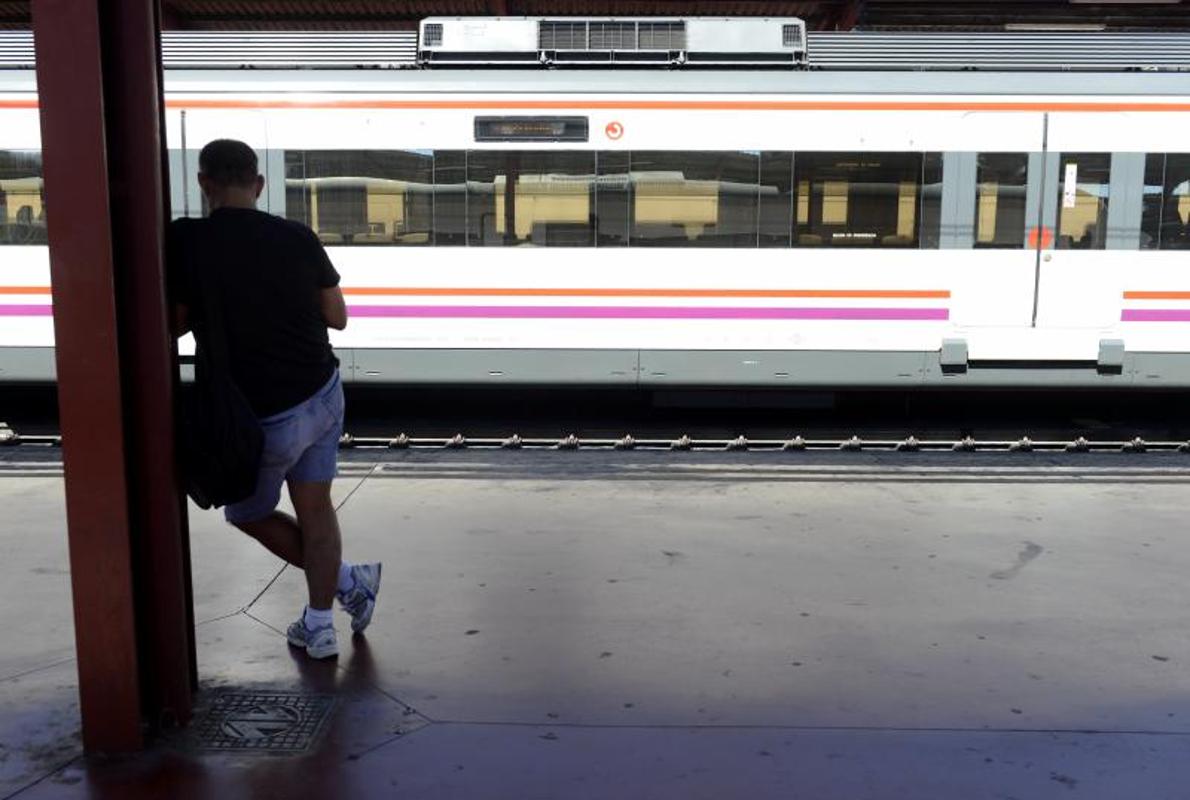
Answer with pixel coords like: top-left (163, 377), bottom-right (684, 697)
top-left (106, 0), bottom-right (197, 727)
top-left (31, 0), bottom-right (194, 752)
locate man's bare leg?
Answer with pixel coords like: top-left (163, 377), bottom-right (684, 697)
top-left (235, 512), bottom-right (305, 567)
top-left (288, 480), bottom-right (342, 610)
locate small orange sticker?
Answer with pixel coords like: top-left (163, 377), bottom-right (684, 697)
top-left (1027, 226), bottom-right (1055, 249)
top-left (605, 121), bottom-right (624, 140)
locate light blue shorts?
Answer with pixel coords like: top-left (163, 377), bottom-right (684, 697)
top-left (224, 370), bottom-right (344, 525)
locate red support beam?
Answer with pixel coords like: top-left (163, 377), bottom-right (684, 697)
top-left (32, 0), bottom-right (143, 753)
top-left (31, 0), bottom-right (193, 752)
top-left (105, 0), bottom-right (197, 725)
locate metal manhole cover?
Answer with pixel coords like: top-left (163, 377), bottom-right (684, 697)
top-left (194, 692), bottom-right (335, 752)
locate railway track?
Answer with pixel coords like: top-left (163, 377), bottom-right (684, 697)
top-left (330, 433), bottom-right (1190, 453)
top-left (5, 420), bottom-right (1190, 455)
top-left (7, 384), bottom-right (1190, 457)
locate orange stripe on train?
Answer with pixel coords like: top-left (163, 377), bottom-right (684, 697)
top-left (161, 99), bottom-right (1190, 113)
top-left (1124, 291), bottom-right (1190, 300)
top-left (3, 98), bottom-right (1190, 113)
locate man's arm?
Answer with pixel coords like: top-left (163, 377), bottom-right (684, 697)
top-left (320, 286), bottom-right (347, 331)
top-left (165, 220), bottom-right (192, 338)
top-left (306, 226), bottom-right (345, 331)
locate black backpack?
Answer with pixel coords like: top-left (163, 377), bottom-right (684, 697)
top-left (182, 261), bottom-right (264, 510)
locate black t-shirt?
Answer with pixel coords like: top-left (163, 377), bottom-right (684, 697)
top-left (168, 207), bottom-right (340, 418)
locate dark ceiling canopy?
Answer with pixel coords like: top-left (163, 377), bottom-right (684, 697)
top-left (3, 1), bottom-right (1189, 31)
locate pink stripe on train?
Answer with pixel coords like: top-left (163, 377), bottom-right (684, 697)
top-left (1122, 309), bottom-right (1190, 322)
top-left (345, 305), bottom-right (949, 321)
top-left (0, 304), bottom-right (950, 321)
top-left (0, 305), bottom-right (51, 316)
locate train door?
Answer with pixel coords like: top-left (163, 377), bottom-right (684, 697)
top-left (0, 99), bottom-right (54, 378)
top-left (1042, 109), bottom-right (1190, 382)
top-left (1032, 112), bottom-right (1175, 357)
top-left (1032, 150), bottom-right (1138, 331)
top-left (944, 113), bottom-right (1048, 359)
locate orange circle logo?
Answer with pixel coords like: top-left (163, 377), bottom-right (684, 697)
top-left (605, 121), bottom-right (624, 140)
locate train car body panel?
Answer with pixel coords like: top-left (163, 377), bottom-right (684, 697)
top-left (4, 62), bottom-right (1190, 387)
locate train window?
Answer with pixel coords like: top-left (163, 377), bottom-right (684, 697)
top-left (759, 151), bottom-right (794, 248)
top-left (284, 150), bottom-right (434, 245)
top-left (433, 151), bottom-right (467, 246)
top-left (628, 151), bottom-right (759, 247)
top-left (919, 153), bottom-right (943, 249)
top-left (264, 149), bottom-right (966, 250)
top-left (793, 152), bottom-right (930, 248)
top-left (0, 150), bottom-right (47, 246)
top-left (595, 151), bottom-right (631, 247)
top-left (974, 153), bottom-right (1028, 249)
top-left (467, 151), bottom-right (595, 246)
top-left (1141, 153), bottom-right (1190, 251)
top-left (1055, 153), bottom-right (1110, 250)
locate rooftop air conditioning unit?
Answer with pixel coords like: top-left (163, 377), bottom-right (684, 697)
top-left (417, 17), bottom-right (808, 67)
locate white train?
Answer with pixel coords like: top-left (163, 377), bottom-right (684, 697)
top-left (2, 18), bottom-right (1190, 388)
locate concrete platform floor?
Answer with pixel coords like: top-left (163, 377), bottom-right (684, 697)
top-left (2, 451), bottom-right (1190, 799)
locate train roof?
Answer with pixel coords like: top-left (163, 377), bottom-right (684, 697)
top-left (3, 27), bottom-right (1190, 96)
top-left (2, 28), bottom-right (1190, 72)
top-left (3, 67), bottom-right (1190, 97)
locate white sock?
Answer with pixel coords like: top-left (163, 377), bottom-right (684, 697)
top-left (304, 605), bottom-right (334, 630)
top-left (336, 562), bottom-right (355, 595)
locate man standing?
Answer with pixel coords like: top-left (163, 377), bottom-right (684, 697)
top-left (169, 139), bottom-right (379, 659)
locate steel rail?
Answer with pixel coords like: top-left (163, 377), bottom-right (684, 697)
top-left (3, 422), bottom-right (1186, 454)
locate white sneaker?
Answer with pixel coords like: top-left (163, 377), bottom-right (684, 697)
top-left (337, 562), bottom-right (382, 634)
top-left (286, 617), bottom-right (339, 659)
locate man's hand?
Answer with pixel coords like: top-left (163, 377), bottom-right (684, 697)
top-left (320, 286), bottom-right (348, 331)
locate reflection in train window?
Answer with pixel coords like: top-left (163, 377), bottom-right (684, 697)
top-left (1056, 153), bottom-right (1110, 250)
top-left (595, 151), bottom-right (630, 247)
top-left (1142, 153), bottom-right (1190, 251)
top-left (284, 150), bottom-right (433, 245)
top-left (273, 149), bottom-right (967, 249)
top-left (433, 150), bottom-right (467, 246)
top-left (467, 151), bottom-right (595, 246)
top-left (0, 150), bottom-right (47, 246)
top-left (628, 151), bottom-right (759, 248)
top-left (792, 152), bottom-right (936, 248)
top-left (919, 153), bottom-right (943, 249)
top-left (975, 153), bottom-right (1028, 249)
top-left (759, 151), bottom-right (795, 248)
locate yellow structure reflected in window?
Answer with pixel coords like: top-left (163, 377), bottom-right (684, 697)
top-left (1056, 153), bottom-right (1110, 250)
top-left (0, 151), bottom-right (46, 245)
top-left (975, 154), bottom-right (1028, 249)
top-left (794, 153), bottom-right (930, 248)
top-left (1142, 153), bottom-right (1190, 250)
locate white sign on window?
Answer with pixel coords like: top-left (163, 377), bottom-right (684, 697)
top-left (1062, 163), bottom-right (1079, 209)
